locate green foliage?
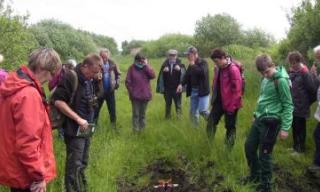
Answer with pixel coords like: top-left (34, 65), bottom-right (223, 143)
top-left (194, 13), bottom-right (242, 56)
top-left (141, 33), bottom-right (194, 58)
top-left (0, 0), bottom-right (38, 69)
top-left (84, 32), bottom-right (118, 55)
top-left (30, 20), bottom-right (97, 62)
top-left (121, 40), bottom-right (146, 55)
top-left (278, 0), bottom-right (320, 62)
top-left (241, 28), bottom-right (275, 48)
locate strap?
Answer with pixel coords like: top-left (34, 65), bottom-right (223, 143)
top-left (68, 70), bottom-right (79, 105)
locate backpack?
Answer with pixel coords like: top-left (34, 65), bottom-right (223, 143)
top-left (229, 57), bottom-right (245, 95)
top-left (49, 70), bottom-right (78, 129)
top-left (0, 69), bottom-right (8, 85)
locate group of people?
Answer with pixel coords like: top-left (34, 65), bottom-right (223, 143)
top-left (1, 45), bottom-right (320, 192)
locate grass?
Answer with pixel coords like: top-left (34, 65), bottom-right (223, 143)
top-left (0, 55), bottom-right (318, 192)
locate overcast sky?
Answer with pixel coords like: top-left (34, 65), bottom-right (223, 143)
top-left (11, 0), bottom-right (302, 48)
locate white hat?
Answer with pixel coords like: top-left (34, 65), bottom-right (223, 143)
top-left (167, 49), bottom-right (178, 55)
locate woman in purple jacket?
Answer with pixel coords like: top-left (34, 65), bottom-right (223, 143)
top-left (125, 53), bottom-right (156, 131)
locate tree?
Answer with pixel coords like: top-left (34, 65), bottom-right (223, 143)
top-left (0, 0), bottom-right (38, 69)
top-left (241, 28), bottom-right (275, 48)
top-left (141, 34), bottom-right (194, 58)
top-left (279, 0), bottom-right (320, 61)
top-left (121, 40), bottom-right (146, 55)
top-left (194, 13), bottom-right (242, 56)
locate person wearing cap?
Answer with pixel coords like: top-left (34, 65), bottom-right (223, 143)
top-left (177, 47), bottom-right (210, 126)
top-left (156, 49), bottom-right (186, 119)
top-left (125, 53), bottom-right (155, 131)
top-left (95, 48), bottom-right (121, 129)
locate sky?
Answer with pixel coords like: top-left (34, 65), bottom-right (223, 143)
top-left (11, 0), bottom-right (302, 48)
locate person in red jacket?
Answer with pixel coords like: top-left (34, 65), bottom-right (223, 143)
top-left (207, 48), bottom-right (243, 147)
top-left (0, 48), bottom-right (61, 192)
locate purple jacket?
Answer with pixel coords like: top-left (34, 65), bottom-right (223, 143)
top-left (125, 64), bottom-right (155, 101)
top-left (212, 62), bottom-right (242, 112)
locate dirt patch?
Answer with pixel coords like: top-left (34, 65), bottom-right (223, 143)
top-left (117, 156), bottom-right (232, 192)
top-left (274, 164), bottom-right (320, 192)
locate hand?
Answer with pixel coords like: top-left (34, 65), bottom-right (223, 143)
top-left (189, 61), bottom-right (195, 65)
top-left (176, 84), bottom-right (183, 93)
top-left (279, 130), bottom-right (289, 139)
top-left (163, 67), bottom-right (169, 72)
top-left (174, 65), bottom-right (181, 71)
top-left (30, 180), bottom-right (46, 192)
top-left (76, 118), bottom-right (89, 131)
top-left (311, 64), bottom-right (318, 76)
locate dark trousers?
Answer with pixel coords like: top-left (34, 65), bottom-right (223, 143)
top-left (131, 100), bottom-right (148, 131)
top-left (95, 91), bottom-right (116, 124)
top-left (314, 123), bottom-right (320, 166)
top-left (164, 91), bottom-right (181, 119)
top-left (245, 118), bottom-right (280, 191)
top-left (207, 101), bottom-right (238, 146)
top-left (292, 116), bottom-right (306, 152)
top-left (11, 189), bottom-right (30, 192)
top-left (64, 136), bottom-right (91, 192)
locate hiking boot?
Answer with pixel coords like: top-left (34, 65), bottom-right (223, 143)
top-left (307, 164), bottom-right (320, 176)
top-left (256, 184), bottom-right (271, 192)
top-left (239, 175), bottom-right (259, 185)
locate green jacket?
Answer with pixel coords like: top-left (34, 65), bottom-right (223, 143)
top-left (254, 66), bottom-right (293, 131)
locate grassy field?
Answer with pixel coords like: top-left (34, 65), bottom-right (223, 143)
top-left (1, 54), bottom-right (319, 192)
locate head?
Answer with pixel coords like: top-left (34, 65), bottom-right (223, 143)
top-left (80, 53), bottom-right (102, 80)
top-left (210, 48), bottom-right (228, 68)
top-left (99, 48), bottom-right (110, 63)
top-left (287, 51), bottom-right (304, 70)
top-left (255, 54), bottom-right (276, 79)
top-left (64, 59), bottom-right (77, 70)
top-left (167, 49), bottom-right (178, 62)
top-left (28, 48), bottom-right (62, 84)
top-left (134, 53), bottom-right (146, 65)
top-left (184, 47), bottom-right (198, 62)
top-left (314, 45), bottom-right (320, 62)
top-left (0, 54), bottom-right (4, 63)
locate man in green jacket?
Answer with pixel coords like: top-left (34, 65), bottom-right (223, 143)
top-left (243, 54), bottom-right (293, 192)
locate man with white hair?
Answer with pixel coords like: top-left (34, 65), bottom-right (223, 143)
top-left (156, 49), bottom-right (185, 119)
top-left (95, 48), bottom-right (121, 129)
top-left (311, 45), bottom-right (320, 76)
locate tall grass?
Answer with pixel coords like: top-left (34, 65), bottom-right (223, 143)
top-left (0, 50), bottom-right (317, 192)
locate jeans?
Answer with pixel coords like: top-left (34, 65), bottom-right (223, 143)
top-left (131, 100), bottom-right (148, 131)
top-left (64, 136), bottom-right (90, 192)
top-left (164, 91), bottom-right (181, 119)
top-left (292, 116), bottom-right (306, 153)
top-left (314, 123), bottom-right (320, 166)
top-left (190, 88), bottom-right (209, 126)
top-left (245, 117), bottom-right (280, 191)
top-left (207, 100), bottom-right (238, 146)
top-left (95, 91), bottom-right (116, 125)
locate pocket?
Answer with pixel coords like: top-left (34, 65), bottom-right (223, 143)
top-left (260, 118), bottom-right (280, 154)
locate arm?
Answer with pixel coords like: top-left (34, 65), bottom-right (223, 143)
top-left (144, 64), bottom-right (156, 79)
top-left (303, 72), bottom-right (316, 95)
top-left (278, 78), bottom-right (294, 132)
top-left (125, 67), bottom-right (133, 95)
top-left (54, 100), bottom-right (87, 128)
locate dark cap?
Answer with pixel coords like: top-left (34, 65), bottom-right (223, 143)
top-left (134, 53), bottom-right (146, 62)
top-left (184, 46), bottom-right (198, 55)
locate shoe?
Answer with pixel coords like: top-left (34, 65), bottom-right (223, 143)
top-left (307, 164), bottom-right (320, 175)
top-left (256, 184), bottom-right (271, 192)
top-left (239, 175), bottom-right (259, 185)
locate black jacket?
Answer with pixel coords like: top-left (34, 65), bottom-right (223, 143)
top-left (182, 58), bottom-right (210, 97)
top-left (156, 58), bottom-right (185, 93)
top-left (289, 67), bottom-right (316, 118)
top-left (51, 65), bottom-right (98, 137)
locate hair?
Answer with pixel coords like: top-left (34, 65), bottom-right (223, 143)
top-left (255, 54), bottom-right (274, 72)
top-left (99, 48), bottom-right (110, 55)
top-left (28, 48), bottom-right (62, 73)
top-left (134, 52), bottom-right (146, 62)
top-left (287, 51), bottom-right (304, 65)
top-left (314, 45), bottom-right (320, 53)
top-left (210, 48), bottom-right (227, 60)
top-left (82, 53), bottom-right (103, 67)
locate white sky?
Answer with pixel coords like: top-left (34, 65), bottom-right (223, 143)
top-left (11, 0), bottom-right (302, 48)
